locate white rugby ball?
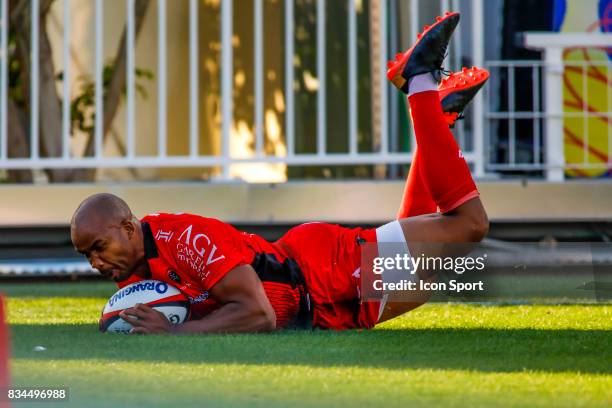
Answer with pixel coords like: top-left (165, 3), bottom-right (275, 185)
top-left (100, 280), bottom-right (189, 333)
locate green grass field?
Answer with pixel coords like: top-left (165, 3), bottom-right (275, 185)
top-left (1, 281), bottom-right (611, 408)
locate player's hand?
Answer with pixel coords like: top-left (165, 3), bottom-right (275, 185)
top-left (120, 303), bottom-right (172, 335)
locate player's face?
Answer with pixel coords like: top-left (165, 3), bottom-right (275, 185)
top-left (72, 221), bottom-right (138, 282)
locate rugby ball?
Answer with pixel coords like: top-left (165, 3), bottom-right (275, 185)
top-left (100, 280), bottom-right (189, 333)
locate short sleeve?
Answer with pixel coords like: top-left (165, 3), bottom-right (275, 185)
top-left (170, 216), bottom-right (251, 291)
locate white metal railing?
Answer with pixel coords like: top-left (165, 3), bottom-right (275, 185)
top-left (524, 33), bottom-right (612, 181)
top-left (95, 0), bottom-right (104, 158)
top-left (0, 1), bottom-right (610, 182)
top-left (221, 0), bottom-right (232, 178)
top-left (486, 33), bottom-right (612, 181)
top-left (0, 0), bottom-right (484, 178)
top-left (0, 0), bottom-right (5, 162)
top-left (485, 60), bottom-right (612, 172)
top-left (31, 0), bottom-right (40, 161)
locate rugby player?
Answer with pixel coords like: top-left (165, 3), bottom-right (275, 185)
top-left (71, 11), bottom-right (489, 334)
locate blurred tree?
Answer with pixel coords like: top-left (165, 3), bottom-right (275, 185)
top-left (5, 0), bottom-right (151, 182)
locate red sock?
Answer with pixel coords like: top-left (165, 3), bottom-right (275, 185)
top-left (396, 146), bottom-right (438, 219)
top-left (408, 91), bottom-right (479, 213)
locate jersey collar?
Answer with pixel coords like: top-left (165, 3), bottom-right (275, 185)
top-left (141, 221), bottom-right (159, 260)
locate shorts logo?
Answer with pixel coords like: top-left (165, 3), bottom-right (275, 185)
top-left (168, 270), bottom-right (181, 284)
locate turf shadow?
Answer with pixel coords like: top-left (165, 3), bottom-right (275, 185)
top-left (9, 324), bottom-right (611, 374)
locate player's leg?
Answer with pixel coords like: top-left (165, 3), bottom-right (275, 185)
top-left (396, 146), bottom-right (437, 219)
top-left (378, 12), bottom-right (489, 321)
top-left (378, 206), bottom-right (488, 321)
top-left (384, 79), bottom-right (490, 318)
top-left (397, 67), bottom-right (489, 219)
top-left (404, 74), bottom-right (481, 216)
top-left (385, 11), bottom-right (489, 247)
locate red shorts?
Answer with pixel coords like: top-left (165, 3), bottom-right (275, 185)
top-left (276, 222), bottom-right (380, 330)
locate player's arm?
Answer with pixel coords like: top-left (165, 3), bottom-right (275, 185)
top-left (175, 264), bottom-right (276, 334)
top-left (121, 264), bottom-right (276, 334)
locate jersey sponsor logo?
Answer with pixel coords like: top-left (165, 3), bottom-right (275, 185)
top-left (155, 230), bottom-right (174, 242)
top-left (187, 292), bottom-right (209, 304)
top-left (176, 243), bottom-right (206, 276)
top-left (176, 225), bottom-right (226, 275)
top-left (108, 281), bottom-right (168, 307)
top-left (168, 270), bottom-right (181, 283)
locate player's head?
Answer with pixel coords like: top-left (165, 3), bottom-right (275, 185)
top-left (70, 193), bottom-right (144, 282)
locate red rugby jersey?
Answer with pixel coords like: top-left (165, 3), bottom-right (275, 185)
top-left (118, 213), bottom-right (304, 328)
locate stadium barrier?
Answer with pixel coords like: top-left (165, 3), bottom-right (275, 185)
top-left (0, 1), bottom-right (609, 182)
